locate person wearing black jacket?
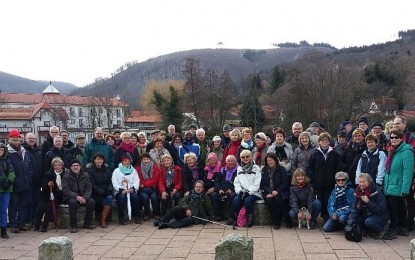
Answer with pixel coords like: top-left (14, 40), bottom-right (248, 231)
top-left (34, 158), bottom-right (65, 232)
top-left (22, 133), bottom-right (43, 225)
top-left (212, 155), bottom-right (238, 222)
top-left (308, 132), bottom-right (341, 221)
top-left (260, 153), bottom-right (290, 229)
top-left (44, 136), bottom-right (71, 172)
top-left (87, 153), bottom-right (113, 228)
top-left (342, 128), bottom-right (366, 185)
top-left (181, 152), bottom-right (204, 196)
top-left (40, 126), bottom-right (60, 158)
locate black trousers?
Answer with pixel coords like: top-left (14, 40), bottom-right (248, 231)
top-left (210, 192), bottom-right (235, 219)
top-left (160, 206), bottom-right (193, 228)
top-left (66, 198), bottom-right (96, 228)
top-left (264, 195), bottom-right (289, 226)
top-left (386, 195), bottom-right (407, 229)
top-left (314, 187), bottom-right (331, 219)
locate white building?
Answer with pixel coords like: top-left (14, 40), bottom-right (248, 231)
top-left (0, 82), bottom-right (128, 144)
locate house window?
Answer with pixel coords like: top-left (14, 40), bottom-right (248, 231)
top-left (70, 119), bottom-right (75, 124)
top-left (116, 108), bottom-right (121, 117)
top-left (117, 119), bottom-right (121, 126)
top-left (97, 116), bottom-right (102, 126)
top-left (79, 118), bottom-right (84, 128)
top-left (78, 108), bottom-right (83, 117)
top-left (98, 107), bottom-right (103, 114)
top-left (44, 121), bottom-right (51, 127)
top-left (90, 108), bottom-right (94, 115)
top-left (69, 107), bottom-right (75, 116)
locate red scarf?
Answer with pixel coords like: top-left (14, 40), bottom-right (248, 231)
top-left (255, 144), bottom-right (265, 166)
top-left (355, 185), bottom-right (371, 209)
top-left (120, 141), bottom-right (135, 154)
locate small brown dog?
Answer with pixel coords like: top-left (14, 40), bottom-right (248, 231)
top-left (298, 207), bottom-right (311, 230)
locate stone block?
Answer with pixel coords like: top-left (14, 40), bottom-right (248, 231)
top-left (38, 236), bottom-right (73, 260)
top-left (215, 233), bottom-right (253, 260)
top-left (253, 200), bottom-right (272, 226)
top-left (57, 204), bottom-right (86, 229)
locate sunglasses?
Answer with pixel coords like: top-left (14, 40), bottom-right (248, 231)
top-left (390, 136), bottom-right (400, 139)
top-left (336, 179), bottom-right (346, 182)
top-left (241, 156), bottom-right (251, 159)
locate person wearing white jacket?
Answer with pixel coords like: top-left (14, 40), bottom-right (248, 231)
top-left (228, 149), bottom-right (262, 227)
top-left (112, 154), bottom-right (141, 225)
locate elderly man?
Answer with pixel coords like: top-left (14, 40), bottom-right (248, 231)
top-left (220, 124), bottom-right (232, 150)
top-left (340, 121), bottom-right (355, 143)
top-left (166, 125), bottom-right (176, 142)
top-left (113, 129), bottom-right (122, 147)
top-left (69, 134), bottom-right (86, 164)
top-left (60, 130), bottom-right (74, 150)
top-left (285, 122), bottom-right (303, 151)
top-left (44, 136), bottom-right (71, 172)
top-left (62, 159), bottom-right (95, 233)
top-left (196, 128), bottom-right (211, 168)
top-left (40, 126), bottom-right (59, 157)
top-left (154, 180), bottom-right (213, 229)
top-left (7, 129), bottom-right (33, 233)
top-left (22, 133), bottom-right (42, 225)
top-left (84, 127), bottom-right (115, 171)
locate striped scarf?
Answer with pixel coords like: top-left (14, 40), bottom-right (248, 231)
top-left (334, 184), bottom-right (348, 211)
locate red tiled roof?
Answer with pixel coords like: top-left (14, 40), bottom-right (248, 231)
top-left (0, 93), bottom-right (127, 107)
top-left (124, 111), bottom-right (162, 123)
top-left (0, 107), bottom-right (34, 120)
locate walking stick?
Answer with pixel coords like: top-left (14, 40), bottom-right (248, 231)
top-left (192, 216), bottom-right (237, 230)
top-left (49, 185), bottom-right (58, 232)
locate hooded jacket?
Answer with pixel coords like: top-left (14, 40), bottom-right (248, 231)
top-left (0, 147), bottom-right (16, 192)
top-left (7, 144), bottom-right (32, 192)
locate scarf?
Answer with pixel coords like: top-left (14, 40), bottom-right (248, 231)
top-left (255, 144), bottom-right (265, 166)
top-left (190, 189), bottom-right (204, 208)
top-left (268, 166), bottom-right (276, 189)
top-left (223, 165), bottom-right (238, 182)
top-left (118, 163), bottom-right (133, 175)
top-left (189, 164), bottom-right (200, 182)
top-left (164, 164), bottom-right (175, 188)
top-left (240, 161), bottom-right (254, 174)
top-left (55, 170), bottom-right (63, 190)
top-left (204, 160), bottom-right (221, 180)
top-left (386, 142), bottom-right (402, 173)
top-left (334, 184), bottom-right (348, 211)
top-left (297, 182), bottom-right (305, 189)
top-left (241, 139), bottom-right (254, 150)
top-left (355, 185), bottom-right (371, 209)
top-left (120, 141), bottom-right (135, 154)
top-left (141, 162), bottom-right (153, 180)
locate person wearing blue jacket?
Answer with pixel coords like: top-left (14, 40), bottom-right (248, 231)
top-left (178, 131), bottom-right (200, 167)
top-left (323, 171), bottom-right (354, 232)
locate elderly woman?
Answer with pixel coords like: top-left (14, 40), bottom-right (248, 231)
top-left (323, 171), bottom-right (354, 232)
top-left (267, 127), bottom-right (293, 173)
top-left (290, 131), bottom-right (316, 176)
top-left (252, 132), bottom-right (270, 168)
top-left (149, 138), bottom-right (171, 167)
top-left (384, 121), bottom-right (394, 139)
top-left (208, 136), bottom-right (224, 164)
top-left (115, 132), bottom-right (140, 167)
top-left (260, 153), bottom-right (289, 229)
top-left (230, 150), bottom-right (262, 227)
top-left (182, 152), bottom-right (203, 197)
top-left (356, 134), bottom-right (386, 186)
top-left (136, 153), bottom-right (160, 221)
top-left (342, 128), bottom-right (367, 185)
top-left (348, 173), bottom-right (389, 239)
top-left (237, 128), bottom-right (255, 163)
top-left (222, 129), bottom-right (241, 166)
top-left (112, 154), bottom-right (141, 225)
top-left (212, 155), bottom-right (238, 222)
top-left (136, 132), bottom-right (149, 155)
top-left (289, 169), bottom-right (321, 229)
top-left (203, 153), bottom-right (221, 196)
top-left (88, 153), bottom-right (114, 228)
top-left (0, 144), bottom-right (14, 238)
top-left (158, 154), bottom-right (183, 216)
top-left (35, 158), bottom-right (64, 232)
top-left (383, 128), bottom-right (414, 239)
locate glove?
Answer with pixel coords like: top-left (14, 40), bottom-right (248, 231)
top-left (0, 180), bottom-right (10, 191)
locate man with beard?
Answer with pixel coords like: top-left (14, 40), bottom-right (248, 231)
top-left (178, 131), bottom-right (201, 167)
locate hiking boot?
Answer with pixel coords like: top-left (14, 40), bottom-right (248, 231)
top-left (19, 224), bottom-right (30, 231)
top-left (309, 221), bottom-right (316, 229)
top-left (286, 221), bottom-right (293, 229)
top-left (82, 224), bottom-right (94, 229)
top-left (226, 218), bottom-right (235, 225)
top-left (1, 227), bottom-right (9, 239)
top-left (372, 230), bottom-right (385, 240)
top-left (143, 215), bottom-right (150, 221)
top-left (70, 227), bottom-right (77, 233)
top-left (135, 218), bottom-right (141, 224)
top-left (397, 227), bottom-right (409, 236)
top-left (383, 229), bottom-right (397, 240)
top-left (158, 222), bottom-right (170, 229)
top-left (247, 214), bottom-right (254, 228)
top-left (153, 218), bottom-right (160, 227)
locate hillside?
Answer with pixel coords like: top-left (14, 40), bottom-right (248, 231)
top-left (0, 71), bottom-right (78, 94)
top-left (71, 47), bottom-right (334, 107)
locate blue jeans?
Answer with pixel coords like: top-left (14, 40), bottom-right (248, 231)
top-left (0, 192), bottom-right (10, 227)
top-left (364, 215), bottom-right (387, 233)
top-left (231, 194), bottom-right (261, 217)
top-left (8, 190), bottom-right (32, 228)
top-left (289, 199), bottom-right (322, 223)
top-left (95, 195), bottom-right (114, 207)
top-left (139, 188), bottom-right (159, 216)
top-left (116, 192), bottom-right (140, 221)
top-left (323, 214), bottom-right (349, 232)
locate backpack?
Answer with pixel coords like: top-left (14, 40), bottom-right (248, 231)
top-left (236, 206), bottom-right (247, 227)
top-left (344, 222), bottom-right (362, 242)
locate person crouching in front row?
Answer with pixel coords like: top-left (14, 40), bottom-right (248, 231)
top-left (154, 180), bottom-right (213, 229)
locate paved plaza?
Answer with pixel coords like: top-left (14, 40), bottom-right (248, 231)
top-left (0, 220), bottom-right (413, 260)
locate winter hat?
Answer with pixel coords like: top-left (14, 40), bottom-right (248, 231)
top-left (188, 124), bottom-right (197, 130)
top-left (222, 124), bottom-right (232, 132)
top-left (70, 159), bottom-right (81, 166)
top-left (371, 121), bottom-right (383, 129)
top-left (358, 117), bottom-right (369, 126)
top-left (340, 121), bottom-right (351, 129)
top-left (207, 152), bottom-right (219, 162)
top-left (212, 136), bottom-right (221, 142)
top-left (309, 122), bottom-right (320, 128)
top-left (112, 129), bottom-right (121, 135)
top-left (121, 153), bottom-right (133, 162)
top-left (254, 132), bottom-right (267, 141)
top-left (8, 129), bottom-right (22, 139)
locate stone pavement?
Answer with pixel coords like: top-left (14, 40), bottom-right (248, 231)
top-left (0, 220), bottom-right (412, 259)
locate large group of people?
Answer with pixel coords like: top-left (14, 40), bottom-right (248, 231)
top-left (0, 116), bottom-right (413, 242)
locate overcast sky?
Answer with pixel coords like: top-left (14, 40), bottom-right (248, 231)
top-left (1, 0), bottom-right (414, 87)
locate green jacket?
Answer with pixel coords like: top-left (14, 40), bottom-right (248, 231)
top-left (384, 142), bottom-right (414, 196)
top-left (83, 138), bottom-right (115, 171)
top-left (0, 149), bottom-right (16, 192)
top-left (179, 190), bottom-right (213, 224)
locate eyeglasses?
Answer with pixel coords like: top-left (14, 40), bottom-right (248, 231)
top-left (390, 136), bottom-right (400, 139)
top-left (241, 156), bottom-right (251, 159)
top-left (336, 179), bottom-right (346, 182)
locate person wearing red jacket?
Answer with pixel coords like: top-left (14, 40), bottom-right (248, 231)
top-left (136, 153), bottom-right (160, 221)
top-left (158, 154), bottom-right (183, 217)
top-left (222, 129), bottom-right (241, 166)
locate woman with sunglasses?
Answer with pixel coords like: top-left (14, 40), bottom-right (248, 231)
top-left (230, 149), bottom-right (262, 227)
top-left (382, 128), bottom-right (414, 239)
top-left (323, 171), bottom-right (354, 232)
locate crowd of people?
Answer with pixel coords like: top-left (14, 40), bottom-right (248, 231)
top-left (0, 115), bottom-right (413, 241)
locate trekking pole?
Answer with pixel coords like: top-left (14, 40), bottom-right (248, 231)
top-left (192, 216), bottom-right (237, 230)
